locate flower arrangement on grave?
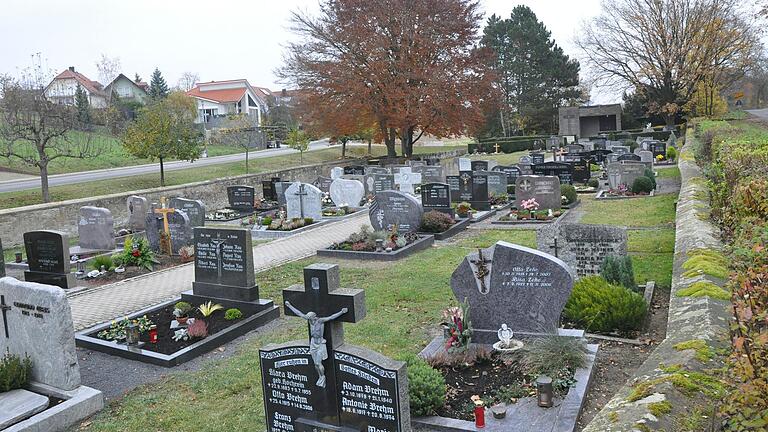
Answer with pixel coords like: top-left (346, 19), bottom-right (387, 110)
top-left (113, 236), bottom-right (159, 271)
top-left (442, 298), bottom-right (472, 352)
top-left (656, 154), bottom-right (664, 161)
top-left (489, 193), bottom-right (510, 208)
top-left (173, 301), bottom-right (193, 324)
top-left (186, 319), bottom-right (208, 339)
top-left (328, 225), bottom-right (419, 252)
top-left (420, 211), bottom-right (456, 233)
top-left (267, 216), bottom-right (315, 231)
top-left (97, 315), bottom-right (154, 341)
top-left (178, 245), bottom-right (195, 263)
top-left (456, 202), bottom-right (473, 218)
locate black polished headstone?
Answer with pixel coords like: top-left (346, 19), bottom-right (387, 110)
top-left (493, 165), bottom-right (521, 183)
top-left (470, 160), bottom-right (489, 172)
top-left (192, 227), bottom-right (259, 301)
top-left (344, 165), bottom-right (366, 176)
top-left (446, 175), bottom-right (461, 203)
top-left (313, 176), bottom-right (333, 194)
top-left (169, 197), bottom-right (206, 227)
top-left (471, 173), bottom-right (490, 211)
top-left (227, 185), bottom-right (255, 211)
top-left (571, 159), bottom-right (591, 184)
top-left (421, 182), bottom-right (453, 216)
top-left (530, 152), bottom-right (545, 164)
top-left (23, 230), bottom-right (75, 289)
top-left (145, 210), bottom-right (193, 255)
top-left (532, 161), bottom-right (574, 184)
top-left (262, 181), bottom-right (277, 201)
top-left (369, 191), bottom-right (424, 232)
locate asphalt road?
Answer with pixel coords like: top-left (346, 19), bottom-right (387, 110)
top-left (746, 108), bottom-right (768, 120)
top-left (0, 139), bottom-right (331, 193)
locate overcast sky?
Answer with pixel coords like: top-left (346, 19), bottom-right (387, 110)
top-left (1, 0), bottom-right (603, 95)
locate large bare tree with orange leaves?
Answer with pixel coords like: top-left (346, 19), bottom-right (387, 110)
top-left (278, 0), bottom-right (495, 157)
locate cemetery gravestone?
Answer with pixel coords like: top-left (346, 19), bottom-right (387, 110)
top-left (369, 190), bottom-right (424, 232)
top-left (364, 174), bottom-right (395, 196)
top-left (612, 145), bottom-right (630, 155)
top-left (260, 264), bottom-right (409, 432)
top-left (313, 176), bottom-right (333, 193)
top-left (262, 180), bottom-right (277, 202)
top-left (285, 182), bottom-right (323, 221)
top-left (589, 149), bottom-right (613, 164)
top-left (617, 153), bottom-right (641, 162)
top-left (190, 227), bottom-right (258, 302)
top-left (493, 165), bottom-right (521, 184)
top-left (446, 175), bottom-right (461, 202)
top-left (23, 230), bottom-right (75, 289)
top-left (650, 141), bottom-right (666, 159)
top-left (77, 206), bottom-right (115, 251)
top-left (343, 165), bottom-right (366, 176)
top-left (532, 161), bottom-right (574, 184)
top-left (126, 195), bottom-right (148, 231)
top-left (169, 197), bottom-right (206, 227)
top-left (414, 165), bottom-right (444, 183)
top-left (571, 159), bottom-right (591, 184)
top-left (275, 181), bottom-right (293, 208)
top-left (393, 167), bottom-right (422, 195)
top-left (227, 186), bottom-right (255, 211)
top-left (145, 210), bottom-right (193, 255)
top-left (537, 223), bottom-right (628, 277)
top-left (471, 160), bottom-right (489, 172)
top-left (331, 167), bottom-right (344, 179)
top-left (530, 152), bottom-right (545, 164)
top-left (639, 150), bottom-right (655, 168)
top-left (450, 241), bottom-right (573, 338)
top-left (479, 171), bottom-right (507, 197)
top-left (421, 182), bottom-right (453, 217)
top-left (457, 157), bottom-right (472, 172)
top-left (515, 176), bottom-right (561, 210)
top-left (470, 173), bottom-right (490, 211)
top-left (607, 162), bottom-right (647, 190)
top-left (367, 167), bottom-right (390, 175)
top-left (566, 144), bottom-right (584, 154)
top-left (457, 171), bottom-right (474, 203)
top-left (330, 178), bottom-right (365, 208)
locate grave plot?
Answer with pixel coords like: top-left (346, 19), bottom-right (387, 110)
top-left (205, 185), bottom-right (257, 222)
top-left (249, 182), bottom-right (332, 239)
top-left (319, 191), bottom-right (434, 261)
top-left (595, 162), bottom-right (657, 199)
top-left (413, 241), bottom-right (598, 432)
top-left (493, 176), bottom-right (569, 224)
top-left (417, 183), bottom-right (472, 240)
top-left (446, 171), bottom-right (499, 223)
top-left (0, 278), bottom-right (103, 431)
top-left (76, 226), bottom-right (279, 366)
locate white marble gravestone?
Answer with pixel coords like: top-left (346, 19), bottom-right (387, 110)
top-left (393, 167), bottom-right (422, 195)
top-left (285, 182), bottom-right (323, 221)
top-left (329, 178), bottom-right (365, 208)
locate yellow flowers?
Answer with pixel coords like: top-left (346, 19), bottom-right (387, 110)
top-left (198, 301), bottom-right (224, 317)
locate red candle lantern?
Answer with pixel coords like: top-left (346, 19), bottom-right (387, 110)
top-left (471, 395), bottom-right (485, 428)
top-left (149, 325), bottom-right (158, 344)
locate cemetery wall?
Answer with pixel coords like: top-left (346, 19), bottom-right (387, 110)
top-left (0, 150), bottom-right (464, 247)
top-left (583, 133), bottom-right (730, 431)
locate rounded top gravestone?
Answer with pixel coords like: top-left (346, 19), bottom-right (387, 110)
top-left (285, 182), bottom-right (323, 221)
top-left (369, 190), bottom-right (423, 233)
top-left (78, 206), bottom-right (115, 251)
top-left (450, 241), bottom-right (573, 338)
top-left (329, 178), bottom-right (365, 208)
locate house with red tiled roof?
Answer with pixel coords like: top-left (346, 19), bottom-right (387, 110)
top-left (43, 66), bottom-right (107, 108)
top-left (104, 73), bottom-right (149, 104)
top-left (186, 79), bottom-right (269, 125)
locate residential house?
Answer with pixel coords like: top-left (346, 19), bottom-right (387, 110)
top-left (104, 73), bottom-right (149, 104)
top-left (186, 79), bottom-right (269, 126)
top-left (43, 66), bottom-right (107, 108)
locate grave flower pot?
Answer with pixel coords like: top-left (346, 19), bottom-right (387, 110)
top-left (177, 316), bottom-right (189, 325)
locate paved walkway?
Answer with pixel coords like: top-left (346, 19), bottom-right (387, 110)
top-left (68, 212), bottom-right (368, 331)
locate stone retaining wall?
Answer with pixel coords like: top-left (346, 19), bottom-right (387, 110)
top-left (583, 131), bottom-right (730, 431)
top-left (0, 149), bottom-right (465, 247)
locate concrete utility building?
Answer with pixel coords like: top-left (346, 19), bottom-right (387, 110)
top-left (558, 104), bottom-right (622, 137)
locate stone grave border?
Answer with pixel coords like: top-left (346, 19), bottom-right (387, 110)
top-left (413, 335), bottom-right (598, 432)
top-left (75, 298), bottom-right (280, 367)
top-left (561, 199), bottom-right (581, 210)
top-left (320, 206), bottom-right (368, 221)
top-left (250, 218), bottom-right (332, 239)
top-left (317, 234), bottom-right (435, 261)
top-left (490, 209), bottom-right (570, 225)
top-left (594, 189), bottom-right (656, 200)
top-left (3, 382), bottom-right (103, 432)
top-left (467, 209), bottom-right (498, 223)
top-left (417, 217), bottom-right (472, 241)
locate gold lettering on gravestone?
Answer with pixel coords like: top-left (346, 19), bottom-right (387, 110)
top-left (267, 365), bottom-right (314, 412)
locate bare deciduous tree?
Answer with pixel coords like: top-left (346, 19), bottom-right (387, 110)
top-left (95, 54), bottom-right (121, 87)
top-left (577, 0), bottom-right (761, 124)
top-left (177, 72), bottom-right (200, 92)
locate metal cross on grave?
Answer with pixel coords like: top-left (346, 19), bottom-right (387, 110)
top-left (394, 167), bottom-right (422, 195)
top-left (0, 295), bottom-right (11, 338)
top-left (470, 248), bottom-right (493, 295)
top-left (154, 197), bottom-right (176, 254)
top-left (210, 232), bottom-right (228, 281)
top-left (293, 183), bottom-right (308, 219)
top-left (282, 263), bottom-right (366, 427)
top-left (548, 237), bottom-right (560, 258)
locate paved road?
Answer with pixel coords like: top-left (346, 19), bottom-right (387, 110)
top-left (0, 139), bottom-right (332, 193)
top-left (746, 108), bottom-right (768, 120)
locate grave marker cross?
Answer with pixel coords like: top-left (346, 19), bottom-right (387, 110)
top-left (394, 167), bottom-right (422, 194)
top-left (548, 237), bottom-right (560, 258)
top-left (0, 295), bottom-right (10, 338)
top-left (494, 143), bottom-right (501, 154)
top-left (470, 248), bottom-right (493, 295)
top-left (154, 197), bottom-right (176, 254)
top-left (293, 183), bottom-right (308, 219)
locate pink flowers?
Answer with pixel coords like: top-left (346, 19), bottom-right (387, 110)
top-left (521, 198), bottom-right (540, 211)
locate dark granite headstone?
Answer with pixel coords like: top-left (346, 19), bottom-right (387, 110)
top-left (313, 176), bottom-right (333, 193)
top-left (23, 230), bottom-right (75, 289)
top-left (77, 206), bottom-right (115, 251)
top-left (566, 144), bottom-right (585, 153)
top-left (515, 176), bottom-right (561, 210)
top-left (457, 171), bottom-right (474, 203)
top-left (367, 167), bottom-right (390, 175)
top-left (126, 195), bottom-right (148, 231)
top-left (364, 174), bottom-right (395, 196)
top-left (530, 152), bottom-right (545, 164)
top-left (470, 173), bottom-right (490, 211)
top-left (169, 197), bottom-right (206, 227)
top-left (478, 171), bottom-right (507, 197)
top-left (275, 181), bottom-right (293, 207)
top-left (650, 141), bottom-right (666, 159)
top-left (227, 185), bottom-right (255, 211)
top-left (471, 160), bottom-right (489, 172)
top-left (260, 264), bottom-right (409, 432)
top-left (589, 149), bottom-right (613, 164)
top-left (262, 180), bottom-right (277, 202)
top-left (446, 175), bottom-right (461, 202)
top-left (369, 190), bottom-right (424, 232)
top-left (421, 182), bottom-right (453, 216)
top-left (145, 210), bottom-right (193, 255)
top-left (532, 161), bottom-right (574, 185)
top-left (344, 165), bottom-right (366, 175)
top-left (192, 227), bottom-right (259, 301)
top-left (413, 165), bottom-right (444, 183)
top-left (450, 241), bottom-right (573, 337)
top-left (571, 159), bottom-right (591, 184)
top-left (537, 223), bottom-right (627, 277)
top-left (617, 153), bottom-right (641, 162)
top-left (493, 165), bottom-right (521, 183)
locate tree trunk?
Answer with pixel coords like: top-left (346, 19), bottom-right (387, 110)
top-left (39, 163), bottom-right (50, 203)
top-left (159, 157), bottom-right (165, 186)
top-left (341, 140), bottom-right (347, 159)
top-left (245, 149), bottom-right (249, 174)
top-left (400, 126), bottom-right (414, 158)
top-left (380, 122), bottom-right (397, 157)
top-left (367, 139), bottom-right (372, 155)
top-left (499, 109), bottom-right (507, 137)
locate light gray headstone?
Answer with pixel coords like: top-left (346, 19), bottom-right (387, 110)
top-left (78, 206), bottom-right (115, 251)
top-left (369, 190), bottom-right (423, 233)
top-left (330, 178), bottom-right (365, 208)
top-left (169, 197), bottom-right (206, 227)
top-left (364, 174), bottom-right (395, 195)
top-left (537, 223), bottom-right (628, 278)
top-left (515, 176), bottom-right (561, 210)
top-left (393, 167), bottom-right (422, 195)
top-left (450, 241), bottom-right (573, 333)
top-left (285, 182), bottom-right (323, 221)
top-left (0, 277), bottom-right (81, 390)
top-left (331, 167), bottom-right (344, 180)
top-left (458, 157), bottom-right (471, 171)
top-left (145, 209), bottom-right (193, 255)
top-left (607, 162), bottom-right (646, 189)
top-left (126, 196), bottom-right (148, 231)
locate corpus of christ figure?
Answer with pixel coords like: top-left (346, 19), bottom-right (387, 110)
top-left (284, 301), bottom-right (348, 388)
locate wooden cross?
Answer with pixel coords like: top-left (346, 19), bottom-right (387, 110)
top-left (494, 143), bottom-right (501, 154)
top-left (470, 248), bottom-right (493, 295)
top-left (282, 263), bottom-right (365, 427)
top-left (0, 295), bottom-right (11, 339)
top-left (154, 197), bottom-right (176, 254)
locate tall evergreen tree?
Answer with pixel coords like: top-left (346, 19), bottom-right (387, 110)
top-left (74, 83), bottom-right (91, 124)
top-left (481, 6), bottom-right (581, 136)
top-left (148, 68), bottom-right (169, 99)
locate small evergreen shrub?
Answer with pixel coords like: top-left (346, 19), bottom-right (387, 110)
top-left (224, 308), bottom-right (243, 321)
top-left (631, 176), bottom-right (654, 194)
top-left (420, 211), bottom-right (455, 233)
top-left (561, 184), bottom-right (577, 204)
top-left (666, 146), bottom-right (677, 161)
top-left (564, 276), bottom-right (647, 334)
top-left (587, 178), bottom-right (599, 188)
top-left (406, 356), bottom-right (446, 417)
top-left (261, 216), bottom-right (273, 226)
top-left (91, 255), bottom-right (114, 271)
top-left (0, 352), bottom-right (32, 392)
top-left (600, 255), bottom-right (636, 291)
top-left (643, 168), bottom-right (657, 190)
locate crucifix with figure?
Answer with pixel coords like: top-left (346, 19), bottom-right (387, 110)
top-left (154, 197), bottom-right (176, 255)
top-left (470, 248), bottom-right (493, 294)
top-left (210, 232), bottom-right (228, 281)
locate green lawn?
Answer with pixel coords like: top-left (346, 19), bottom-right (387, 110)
top-left (628, 228), bottom-right (676, 288)
top-left (579, 194), bottom-right (677, 228)
top-left (468, 150), bottom-right (529, 165)
top-left (656, 166), bottom-right (680, 179)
